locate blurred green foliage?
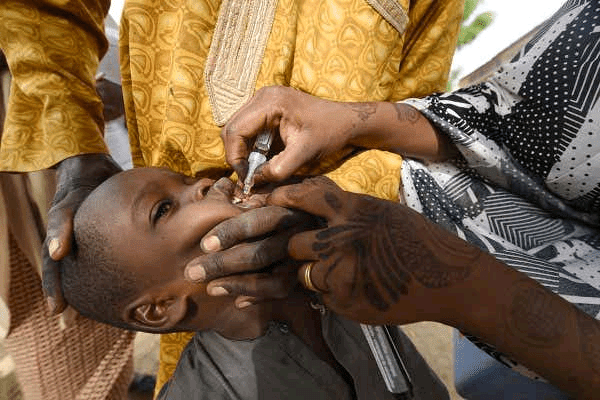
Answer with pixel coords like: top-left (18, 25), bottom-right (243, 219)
top-left (448, 0), bottom-right (494, 89)
top-left (458, 1), bottom-right (493, 48)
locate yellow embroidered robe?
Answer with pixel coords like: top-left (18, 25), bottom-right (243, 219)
top-left (0, 0), bottom-right (463, 394)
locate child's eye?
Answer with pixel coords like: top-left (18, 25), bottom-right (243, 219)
top-left (153, 200), bottom-right (173, 224)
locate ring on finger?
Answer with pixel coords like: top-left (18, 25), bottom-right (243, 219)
top-left (303, 261), bottom-right (321, 293)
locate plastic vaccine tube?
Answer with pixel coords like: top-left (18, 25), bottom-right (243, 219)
top-left (360, 324), bottom-right (413, 398)
top-left (242, 130), bottom-right (274, 196)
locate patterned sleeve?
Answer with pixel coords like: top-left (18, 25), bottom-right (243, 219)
top-left (404, 80), bottom-right (599, 225)
top-left (405, 84), bottom-right (536, 188)
top-left (0, 0), bottom-right (111, 172)
top-left (402, 0), bottom-right (600, 224)
top-left (394, 0), bottom-right (464, 100)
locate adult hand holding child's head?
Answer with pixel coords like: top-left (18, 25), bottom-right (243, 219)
top-left (43, 153), bottom-right (122, 313)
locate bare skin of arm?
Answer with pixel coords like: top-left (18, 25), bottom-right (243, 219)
top-left (337, 101), bottom-right (456, 162)
top-left (193, 177), bottom-right (600, 399)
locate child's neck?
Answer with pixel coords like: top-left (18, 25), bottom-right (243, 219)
top-left (208, 289), bottom-right (345, 379)
top-left (210, 288), bottom-right (320, 339)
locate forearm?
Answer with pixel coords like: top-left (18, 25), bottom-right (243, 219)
top-left (0, 0), bottom-right (111, 172)
top-left (439, 252), bottom-right (600, 398)
top-left (342, 102), bottom-right (457, 161)
top-left (202, 173), bottom-right (600, 396)
top-left (349, 197), bottom-right (600, 397)
top-left (387, 213), bottom-right (600, 398)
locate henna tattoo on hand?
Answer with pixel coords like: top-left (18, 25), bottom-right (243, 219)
top-left (324, 191), bottom-right (343, 211)
top-left (505, 279), bottom-right (569, 349)
top-left (346, 103), bottom-right (377, 122)
top-left (313, 192), bottom-right (477, 310)
top-left (393, 103), bottom-right (420, 124)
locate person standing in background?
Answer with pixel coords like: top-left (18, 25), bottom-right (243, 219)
top-left (0, 65), bottom-right (134, 400)
top-left (0, 17), bottom-right (136, 398)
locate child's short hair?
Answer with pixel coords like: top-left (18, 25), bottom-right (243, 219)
top-left (61, 192), bottom-right (140, 330)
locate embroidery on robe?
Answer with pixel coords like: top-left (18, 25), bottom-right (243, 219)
top-left (366, 0), bottom-right (408, 35)
top-left (205, 0), bottom-right (279, 126)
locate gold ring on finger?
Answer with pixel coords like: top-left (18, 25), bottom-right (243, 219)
top-left (303, 261), bottom-right (320, 293)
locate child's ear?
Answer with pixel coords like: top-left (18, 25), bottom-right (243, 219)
top-left (123, 295), bottom-right (187, 332)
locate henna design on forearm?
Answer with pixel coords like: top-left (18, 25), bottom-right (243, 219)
top-left (504, 279), bottom-right (569, 349)
top-left (393, 103), bottom-right (420, 124)
top-left (346, 103), bottom-right (377, 122)
top-left (576, 312), bottom-right (600, 374)
top-left (314, 192), bottom-right (476, 310)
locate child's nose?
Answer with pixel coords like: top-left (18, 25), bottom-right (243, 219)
top-left (192, 177), bottom-right (237, 203)
top-left (186, 178), bottom-right (214, 203)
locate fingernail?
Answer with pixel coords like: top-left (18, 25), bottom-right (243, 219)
top-left (48, 238), bottom-right (60, 257)
top-left (47, 297), bottom-right (56, 313)
top-left (202, 236), bottom-right (221, 252)
top-left (208, 286), bottom-right (229, 296)
top-left (237, 300), bottom-right (253, 309)
top-left (185, 264), bottom-right (206, 282)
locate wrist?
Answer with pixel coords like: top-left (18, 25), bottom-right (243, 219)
top-left (346, 102), bottom-right (453, 161)
top-left (55, 153), bottom-right (120, 187)
top-left (342, 102), bottom-right (387, 149)
top-left (343, 102), bottom-right (423, 151)
top-left (56, 152), bottom-right (112, 169)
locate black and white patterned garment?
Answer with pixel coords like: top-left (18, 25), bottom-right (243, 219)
top-left (401, 0), bottom-right (600, 379)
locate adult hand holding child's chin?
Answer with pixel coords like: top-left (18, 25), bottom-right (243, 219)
top-left (191, 176), bottom-right (482, 326)
top-left (184, 199), bottom-right (319, 309)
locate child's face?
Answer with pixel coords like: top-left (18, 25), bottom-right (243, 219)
top-left (99, 167), bottom-right (257, 331)
top-left (118, 168), bottom-right (241, 261)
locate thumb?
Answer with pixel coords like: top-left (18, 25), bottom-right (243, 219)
top-left (46, 205), bottom-right (75, 261)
